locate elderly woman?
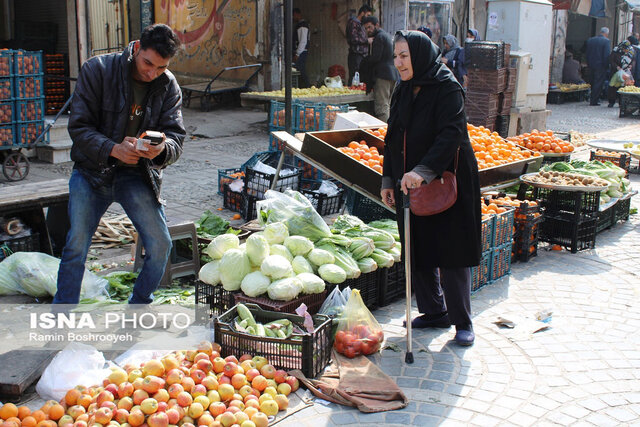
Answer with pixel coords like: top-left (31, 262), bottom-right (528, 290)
top-left (441, 34), bottom-right (466, 86)
top-left (380, 31), bottom-right (481, 346)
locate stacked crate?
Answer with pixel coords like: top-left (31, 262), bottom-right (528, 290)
top-left (44, 54), bottom-right (69, 114)
top-left (14, 50), bottom-right (46, 146)
top-left (0, 51), bottom-right (14, 147)
top-left (465, 42), bottom-right (515, 138)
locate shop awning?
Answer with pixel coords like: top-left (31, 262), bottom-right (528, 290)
top-left (622, 0), bottom-right (640, 12)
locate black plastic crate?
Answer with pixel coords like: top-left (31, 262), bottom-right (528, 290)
top-left (300, 182), bottom-right (345, 216)
top-left (471, 249), bottom-right (492, 292)
top-left (589, 150), bottom-right (631, 174)
top-left (222, 184), bottom-right (243, 213)
top-left (493, 207), bottom-right (515, 247)
top-left (234, 290), bottom-right (327, 315)
top-left (465, 41), bottom-right (506, 70)
top-left (541, 154), bottom-right (572, 166)
top-left (377, 263), bottom-right (405, 307)
top-left (596, 204), bottom-right (615, 233)
top-left (547, 89), bottom-right (590, 104)
top-left (496, 114), bottom-right (510, 138)
top-left (466, 92), bottom-right (500, 118)
top-left (619, 92), bottom-right (640, 117)
top-left (244, 153), bottom-right (301, 199)
top-left (214, 303), bottom-right (332, 378)
top-left (217, 167), bottom-right (243, 195)
top-left (491, 242), bottom-right (512, 281)
top-left (328, 271), bottom-right (380, 310)
top-left (241, 192), bottom-right (259, 221)
top-left (505, 68), bottom-right (517, 92)
top-left (345, 189), bottom-right (395, 223)
top-left (0, 99), bottom-right (14, 124)
top-left (614, 196), bottom-right (631, 223)
top-left (0, 232), bottom-right (40, 261)
top-left (0, 77), bottom-right (13, 101)
top-left (532, 187), bottom-right (600, 219)
top-left (512, 212), bottom-right (543, 262)
top-left (194, 280), bottom-right (236, 319)
top-left (539, 213), bottom-right (597, 253)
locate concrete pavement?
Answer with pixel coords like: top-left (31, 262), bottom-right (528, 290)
top-left (1, 102), bottom-right (640, 426)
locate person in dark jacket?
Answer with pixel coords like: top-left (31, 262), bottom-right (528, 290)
top-left (562, 51), bottom-right (585, 84)
top-left (293, 8), bottom-right (310, 88)
top-left (54, 24), bottom-right (185, 305)
top-left (361, 16), bottom-right (399, 121)
top-left (441, 34), bottom-right (466, 87)
top-left (585, 27), bottom-right (611, 105)
top-left (381, 30), bottom-right (481, 346)
top-left (346, 4), bottom-right (372, 85)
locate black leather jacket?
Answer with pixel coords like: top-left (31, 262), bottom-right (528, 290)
top-left (68, 41), bottom-right (185, 202)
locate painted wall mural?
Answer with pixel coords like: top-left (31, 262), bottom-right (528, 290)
top-left (154, 0), bottom-right (258, 77)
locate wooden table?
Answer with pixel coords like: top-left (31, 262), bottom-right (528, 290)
top-left (0, 178), bottom-right (69, 255)
top-left (240, 92), bottom-right (373, 108)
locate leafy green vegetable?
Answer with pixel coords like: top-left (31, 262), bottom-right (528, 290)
top-left (195, 210), bottom-right (240, 239)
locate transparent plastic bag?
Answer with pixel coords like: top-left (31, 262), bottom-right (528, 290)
top-left (319, 285), bottom-right (347, 318)
top-left (36, 342), bottom-right (111, 401)
top-left (333, 289), bottom-right (384, 358)
top-left (0, 252), bottom-right (109, 299)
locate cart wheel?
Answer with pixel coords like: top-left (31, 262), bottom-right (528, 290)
top-left (201, 95), bottom-right (212, 112)
top-left (3, 152), bottom-right (30, 181)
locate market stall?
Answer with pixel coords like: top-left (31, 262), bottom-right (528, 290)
top-left (240, 87), bottom-right (373, 110)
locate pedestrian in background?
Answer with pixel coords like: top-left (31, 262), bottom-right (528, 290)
top-left (346, 4), bottom-right (372, 85)
top-left (585, 27), bottom-right (611, 106)
top-left (54, 24), bottom-right (185, 305)
top-left (466, 28), bottom-right (481, 42)
top-left (441, 34), bottom-right (467, 88)
top-left (293, 8), bottom-right (310, 88)
top-left (381, 30), bottom-right (481, 346)
top-left (417, 26), bottom-right (432, 39)
top-left (562, 51), bottom-right (585, 84)
top-left (361, 16), bottom-right (399, 121)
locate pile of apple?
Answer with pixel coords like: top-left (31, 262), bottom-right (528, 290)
top-left (0, 342), bottom-right (301, 427)
top-left (333, 324), bottom-right (384, 358)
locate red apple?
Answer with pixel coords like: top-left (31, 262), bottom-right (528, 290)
top-left (285, 375), bottom-right (300, 392)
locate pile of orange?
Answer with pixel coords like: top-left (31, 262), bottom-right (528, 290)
top-left (506, 129), bottom-right (574, 154)
top-left (337, 140), bottom-right (384, 173)
top-left (480, 199), bottom-right (508, 220)
top-left (364, 127), bottom-right (387, 139)
top-left (468, 124), bottom-right (541, 170)
top-left (0, 400), bottom-right (64, 427)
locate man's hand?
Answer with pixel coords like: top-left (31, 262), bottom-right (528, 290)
top-left (381, 188), bottom-right (395, 208)
top-left (111, 137), bottom-right (141, 164)
top-left (136, 133), bottom-right (166, 159)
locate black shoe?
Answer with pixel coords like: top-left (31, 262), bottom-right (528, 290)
top-left (608, 103), bottom-right (615, 108)
top-left (403, 312), bottom-right (451, 329)
top-left (454, 325), bottom-right (475, 346)
top-left (590, 102), bottom-right (601, 106)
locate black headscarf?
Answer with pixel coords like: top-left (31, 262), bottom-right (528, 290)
top-left (387, 30), bottom-right (461, 133)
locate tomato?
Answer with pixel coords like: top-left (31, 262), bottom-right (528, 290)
top-left (367, 333), bottom-right (381, 345)
top-left (334, 340), bottom-right (345, 354)
top-left (344, 346), bottom-right (357, 358)
top-left (343, 332), bottom-right (356, 347)
top-left (360, 341), bottom-right (373, 355)
top-left (352, 325), bottom-right (371, 338)
top-left (335, 330), bottom-right (346, 344)
top-left (351, 339), bottom-right (363, 355)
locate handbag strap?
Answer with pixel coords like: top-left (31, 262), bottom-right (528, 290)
top-left (403, 130), bottom-right (460, 176)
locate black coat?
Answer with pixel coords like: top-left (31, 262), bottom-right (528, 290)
top-left (383, 32), bottom-right (481, 268)
top-left (69, 41), bottom-right (186, 202)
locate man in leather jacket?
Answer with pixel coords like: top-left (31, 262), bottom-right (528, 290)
top-left (54, 24), bottom-right (186, 304)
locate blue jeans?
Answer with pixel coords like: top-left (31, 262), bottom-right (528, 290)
top-left (54, 168), bottom-right (172, 304)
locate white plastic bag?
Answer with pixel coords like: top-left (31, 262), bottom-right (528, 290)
top-left (319, 285), bottom-right (347, 318)
top-left (36, 342), bottom-right (111, 401)
top-left (0, 252), bottom-right (109, 299)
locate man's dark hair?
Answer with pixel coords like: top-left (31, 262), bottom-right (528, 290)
top-left (418, 26), bottom-right (432, 38)
top-left (362, 16), bottom-right (378, 26)
top-left (358, 5), bottom-right (373, 15)
top-left (140, 24), bottom-right (181, 58)
top-left (293, 7), bottom-right (301, 15)
top-left (628, 35), bottom-right (639, 46)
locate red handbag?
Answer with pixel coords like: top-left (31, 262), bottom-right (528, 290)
top-left (404, 132), bottom-right (459, 216)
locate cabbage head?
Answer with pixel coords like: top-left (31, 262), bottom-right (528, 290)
top-left (267, 277), bottom-right (302, 301)
top-left (204, 234), bottom-right (239, 259)
top-left (307, 248), bottom-right (335, 266)
top-left (246, 234), bottom-right (270, 267)
top-left (284, 236), bottom-right (314, 257)
top-left (263, 222), bottom-right (289, 244)
top-left (292, 255), bottom-right (314, 275)
top-left (219, 249), bottom-right (251, 291)
top-left (260, 255), bottom-right (294, 279)
top-left (356, 257), bottom-right (378, 274)
top-left (241, 271), bottom-right (271, 297)
top-left (296, 272), bottom-right (326, 294)
top-left (198, 260), bottom-right (221, 285)
top-left (270, 244), bottom-right (293, 262)
top-left (318, 264), bottom-right (347, 284)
